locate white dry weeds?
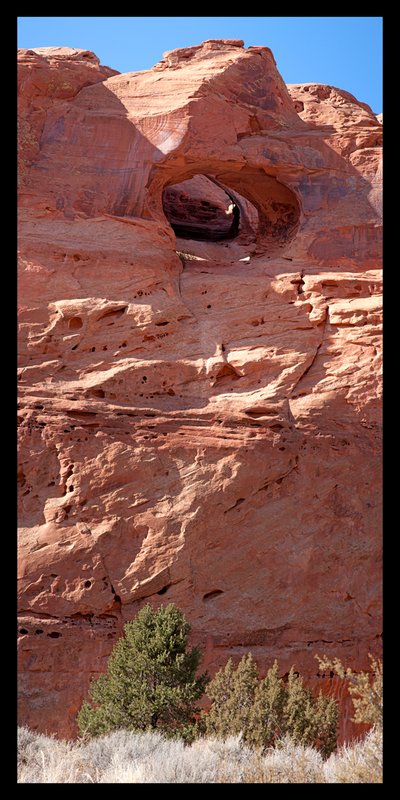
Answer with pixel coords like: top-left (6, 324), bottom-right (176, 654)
top-left (17, 725), bottom-right (382, 784)
top-left (323, 727), bottom-right (382, 784)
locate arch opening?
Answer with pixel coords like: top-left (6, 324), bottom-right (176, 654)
top-left (161, 170), bottom-right (300, 255)
top-left (163, 175), bottom-right (244, 242)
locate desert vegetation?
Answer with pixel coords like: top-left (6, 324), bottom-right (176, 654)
top-left (203, 653), bottom-right (338, 757)
top-left (17, 726), bottom-right (382, 783)
top-left (18, 604), bottom-right (382, 783)
top-left (77, 604), bottom-right (208, 740)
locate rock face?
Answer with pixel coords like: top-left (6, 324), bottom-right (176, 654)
top-left (18, 40), bottom-right (382, 741)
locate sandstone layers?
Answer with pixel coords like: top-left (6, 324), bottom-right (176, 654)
top-left (18, 41), bottom-right (382, 740)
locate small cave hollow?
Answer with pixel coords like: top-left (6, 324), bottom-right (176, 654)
top-left (163, 175), bottom-right (244, 242)
top-left (203, 589), bottom-right (224, 601)
top-left (157, 584), bottom-right (171, 596)
top-left (68, 316), bottom-right (83, 330)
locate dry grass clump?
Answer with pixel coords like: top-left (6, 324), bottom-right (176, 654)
top-left (96, 735), bottom-right (252, 783)
top-left (241, 736), bottom-right (325, 783)
top-left (17, 726), bottom-right (382, 784)
top-left (322, 727), bottom-right (382, 784)
top-left (17, 727), bottom-right (79, 783)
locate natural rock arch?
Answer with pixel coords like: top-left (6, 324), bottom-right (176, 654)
top-left (160, 167), bottom-right (301, 254)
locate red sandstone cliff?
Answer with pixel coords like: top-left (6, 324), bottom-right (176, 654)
top-left (18, 40), bottom-right (382, 740)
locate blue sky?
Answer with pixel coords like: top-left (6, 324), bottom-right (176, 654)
top-left (18, 16), bottom-right (382, 113)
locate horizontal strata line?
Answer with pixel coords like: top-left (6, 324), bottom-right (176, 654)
top-left (18, 610), bottom-right (60, 620)
top-left (18, 411), bottom-right (289, 430)
top-left (18, 610), bottom-right (119, 622)
top-left (20, 402), bottom-right (286, 419)
top-left (209, 636), bottom-right (377, 650)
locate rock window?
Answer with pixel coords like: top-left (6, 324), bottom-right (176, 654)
top-left (162, 170), bottom-right (300, 253)
top-left (163, 175), bottom-right (242, 242)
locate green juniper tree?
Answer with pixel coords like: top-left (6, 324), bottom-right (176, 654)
top-left (77, 603), bottom-right (209, 740)
top-left (203, 655), bottom-right (338, 757)
top-left (204, 653), bottom-right (259, 738)
top-left (246, 660), bottom-right (287, 749)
